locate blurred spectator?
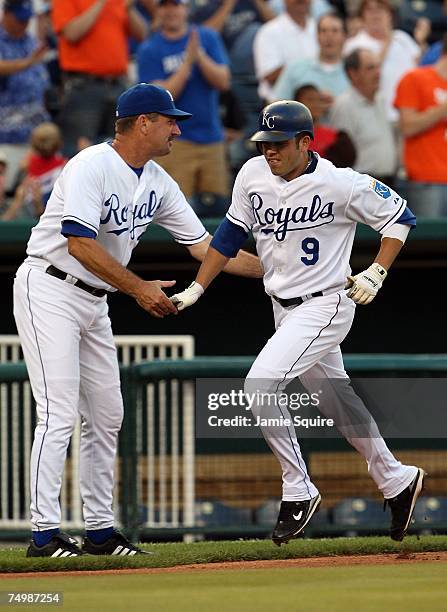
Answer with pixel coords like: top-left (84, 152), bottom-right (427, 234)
top-left (26, 122), bottom-right (66, 202)
top-left (219, 88), bottom-right (249, 181)
top-left (421, 38), bottom-right (444, 66)
top-left (52, 0), bottom-right (147, 157)
top-left (137, 0), bottom-right (231, 204)
top-left (273, 12), bottom-right (349, 112)
top-left (188, 0), bottom-right (276, 52)
top-left (330, 49), bottom-right (397, 184)
top-left (295, 83), bottom-right (356, 166)
top-left (394, 35), bottom-right (447, 217)
top-left (0, 153), bottom-right (9, 213)
top-left (345, 14), bottom-right (362, 38)
top-left (269, 0), bottom-right (333, 20)
top-left (397, 0), bottom-right (446, 46)
top-left (1, 175), bottom-right (43, 220)
top-left (1, 121), bottom-right (66, 220)
top-left (33, 1), bottom-right (62, 120)
top-left (418, 3), bottom-right (447, 66)
top-left (343, 0), bottom-right (420, 121)
top-left (413, 17), bottom-right (432, 56)
top-left (130, 1), bottom-right (158, 47)
top-left (254, 0), bottom-right (318, 103)
top-left (0, 0), bottom-right (49, 193)
top-left (220, 89), bottom-right (246, 144)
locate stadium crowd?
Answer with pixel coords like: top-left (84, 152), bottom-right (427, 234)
top-left (0, 0), bottom-right (446, 219)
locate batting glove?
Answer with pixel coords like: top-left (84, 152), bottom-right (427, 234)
top-left (346, 263), bottom-right (387, 305)
top-left (170, 281), bottom-right (204, 311)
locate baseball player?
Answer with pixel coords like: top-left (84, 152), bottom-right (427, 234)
top-left (13, 83), bottom-right (262, 558)
top-left (171, 100), bottom-right (425, 544)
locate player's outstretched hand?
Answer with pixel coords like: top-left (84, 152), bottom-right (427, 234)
top-left (346, 263), bottom-right (387, 305)
top-left (135, 280), bottom-right (178, 318)
top-left (171, 281), bottom-right (204, 311)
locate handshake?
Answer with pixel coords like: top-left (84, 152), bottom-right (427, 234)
top-left (170, 281), bottom-right (204, 311)
top-left (168, 262), bottom-right (388, 312)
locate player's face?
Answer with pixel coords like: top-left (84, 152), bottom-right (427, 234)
top-left (145, 115), bottom-right (181, 157)
top-left (260, 137), bottom-right (310, 181)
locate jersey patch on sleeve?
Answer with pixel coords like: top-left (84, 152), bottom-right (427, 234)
top-left (370, 178), bottom-right (392, 200)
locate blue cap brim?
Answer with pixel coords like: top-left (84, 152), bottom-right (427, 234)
top-left (159, 108), bottom-right (192, 121)
top-left (250, 130), bottom-right (296, 142)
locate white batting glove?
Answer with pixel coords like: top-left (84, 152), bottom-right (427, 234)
top-left (170, 281), bottom-right (204, 311)
top-left (346, 263), bottom-right (388, 305)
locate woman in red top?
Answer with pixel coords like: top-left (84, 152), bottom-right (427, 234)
top-left (2, 122), bottom-right (67, 220)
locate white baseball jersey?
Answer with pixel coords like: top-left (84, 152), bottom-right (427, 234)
top-left (26, 143), bottom-right (208, 290)
top-left (15, 141), bottom-right (208, 534)
top-left (226, 154), bottom-right (406, 299)
top-left (236, 153), bottom-right (418, 505)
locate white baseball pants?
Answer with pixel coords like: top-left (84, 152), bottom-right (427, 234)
top-left (246, 290), bottom-right (417, 501)
top-left (13, 261), bottom-right (123, 531)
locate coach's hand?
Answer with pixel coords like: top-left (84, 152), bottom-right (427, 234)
top-left (346, 263), bottom-right (387, 305)
top-left (171, 281), bottom-right (204, 311)
top-left (135, 280), bottom-right (178, 318)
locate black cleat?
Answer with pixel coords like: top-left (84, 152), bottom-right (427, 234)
top-left (26, 532), bottom-right (83, 558)
top-left (272, 494), bottom-right (322, 546)
top-left (384, 468), bottom-right (426, 542)
top-left (82, 530), bottom-right (150, 556)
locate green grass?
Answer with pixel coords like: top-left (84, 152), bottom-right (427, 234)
top-left (1, 564), bottom-right (446, 612)
top-left (1, 535), bottom-right (447, 573)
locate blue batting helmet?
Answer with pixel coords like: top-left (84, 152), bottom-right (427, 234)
top-left (251, 100), bottom-right (314, 145)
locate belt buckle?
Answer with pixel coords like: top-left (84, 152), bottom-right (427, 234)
top-left (64, 273), bottom-right (79, 286)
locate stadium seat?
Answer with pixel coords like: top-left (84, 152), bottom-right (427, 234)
top-left (255, 498), bottom-right (281, 525)
top-left (332, 497), bottom-right (387, 527)
top-left (137, 505), bottom-right (177, 525)
top-left (413, 496), bottom-right (447, 526)
top-left (194, 500), bottom-right (253, 527)
top-left (190, 192), bottom-right (229, 218)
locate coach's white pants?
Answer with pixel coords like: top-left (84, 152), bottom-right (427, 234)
top-left (246, 291), bottom-right (417, 501)
top-left (13, 262), bottom-right (123, 531)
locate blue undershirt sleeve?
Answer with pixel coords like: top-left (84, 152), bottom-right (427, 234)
top-left (210, 217), bottom-right (248, 258)
top-left (61, 221), bottom-right (97, 239)
top-left (396, 206), bottom-right (416, 228)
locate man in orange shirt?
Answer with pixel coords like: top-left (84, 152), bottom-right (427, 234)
top-left (394, 34), bottom-right (447, 217)
top-left (52, 0), bottom-right (147, 156)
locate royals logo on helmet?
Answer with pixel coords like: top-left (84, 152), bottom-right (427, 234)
top-left (262, 113), bottom-right (276, 129)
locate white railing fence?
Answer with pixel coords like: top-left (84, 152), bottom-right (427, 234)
top-left (0, 335), bottom-right (195, 532)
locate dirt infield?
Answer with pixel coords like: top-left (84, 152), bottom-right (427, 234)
top-left (1, 551), bottom-right (447, 578)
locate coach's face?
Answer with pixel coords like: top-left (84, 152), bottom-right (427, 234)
top-left (260, 136), bottom-right (311, 181)
top-left (143, 114), bottom-right (181, 157)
